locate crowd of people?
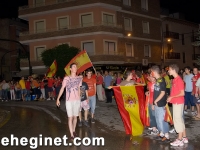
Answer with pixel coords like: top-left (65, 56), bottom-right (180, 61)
top-left (1, 62), bottom-right (199, 147)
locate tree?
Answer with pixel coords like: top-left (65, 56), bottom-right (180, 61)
top-left (41, 44), bottom-right (80, 77)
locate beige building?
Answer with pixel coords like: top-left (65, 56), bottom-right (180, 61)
top-left (19, 0), bottom-right (162, 75)
top-left (161, 16), bottom-right (200, 69)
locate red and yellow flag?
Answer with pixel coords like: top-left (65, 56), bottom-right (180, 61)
top-left (113, 86), bottom-right (146, 136)
top-left (64, 50), bottom-right (93, 75)
top-left (164, 104), bottom-right (173, 125)
top-left (46, 60), bottom-right (57, 77)
top-left (145, 95), bottom-right (150, 127)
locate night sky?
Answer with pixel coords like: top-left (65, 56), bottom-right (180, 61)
top-left (0, 0), bottom-right (200, 23)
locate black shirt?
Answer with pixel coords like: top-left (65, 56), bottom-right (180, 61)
top-left (153, 77), bottom-right (167, 107)
top-left (80, 82), bottom-right (89, 101)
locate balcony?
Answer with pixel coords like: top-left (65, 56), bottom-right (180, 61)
top-left (163, 31), bottom-right (179, 39)
top-left (19, 0), bottom-right (121, 16)
top-left (165, 52), bottom-right (180, 59)
top-left (19, 22), bottom-right (122, 41)
top-left (192, 54), bottom-right (200, 60)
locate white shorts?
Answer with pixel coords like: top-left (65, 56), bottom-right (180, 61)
top-left (65, 100), bottom-right (81, 117)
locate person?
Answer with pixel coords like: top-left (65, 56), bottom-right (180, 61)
top-left (56, 63), bottom-right (82, 140)
top-left (167, 64), bottom-right (188, 147)
top-left (40, 79), bottom-right (45, 99)
top-left (183, 66), bottom-right (195, 115)
top-left (146, 74), bottom-right (159, 135)
top-left (162, 69), bottom-right (171, 96)
top-left (9, 81), bottom-right (15, 100)
top-left (116, 72), bottom-right (122, 85)
top-left (47, 77), bottom-right (55, 100)
top-left (25, 78), bottom-right (31, 101)
top-left (194, 67), bottom-right (200, 120)
top-left (19, 77), bottom-right (27, 101)
top-left (151, 65), bottom-right (169, 142)
top-left (1, 80), bottom-right (10, 101)
top-left (103, 71), bottom-right (113, 103)
top-left (96, 71), bottom-right (104, 101)
top-left (31, 77), bottom-right (40, 100)
top-left (15, 81), bottom-right (21, 100)
top-left (120, 71), bottom-right (135, 86)
top-left (78, 73), bottom-right (90, 127)
top-left (83, 69), bottom-right (97, 123)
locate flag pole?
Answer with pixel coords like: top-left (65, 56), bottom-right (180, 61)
top-left (84, 51), bottom-right (97, 75)
top-left (123, 67), bottom-right (127, 75)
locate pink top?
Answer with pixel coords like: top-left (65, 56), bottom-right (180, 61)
top-left (116, 77), bottom-right (121, 85)
top-left (62, 76), bottom-right (82, 101)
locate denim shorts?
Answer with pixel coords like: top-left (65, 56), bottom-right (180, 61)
top-left (21, 89), bottom-right (27, 95)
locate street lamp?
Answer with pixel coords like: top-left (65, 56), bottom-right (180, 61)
top-left (127, 33), bottom-right (131, 37)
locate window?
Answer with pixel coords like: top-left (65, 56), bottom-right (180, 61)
top-left (124, 18), bottom-right (132, 31)
top-left (34, 0), bottom-right (45, 7)
top-left (123, 0), bottom-right (131, 6)
top-left (142, 21), bottom-right (149, 34)
top-left (35, 46), bottom-right (45, 60)
top-left (81, 14), bottom-right (93, 27)
top-left (58, 17), bottom-right (69, 30)
top-left (104, 41), bottom-right (116, 55)
top-left (82, 41), bottom-right (94, 56)
top-left (126, 43), bottom-right (134, 57)
top-left (103, 13), bottom-right (114, 26)
top-left (35, 20), bottom-right (45, 33)
top-left (144, 45), bottom-right (151, 57)
top-left (141, 0), bottom-right (148, 10)
top-left (182, 34), bottom-right (185, 45)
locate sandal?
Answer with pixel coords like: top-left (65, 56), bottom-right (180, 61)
top-left (194, 116), bottom-right (200, 120)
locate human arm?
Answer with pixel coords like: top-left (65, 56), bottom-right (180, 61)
top-left (56, 78), bottom-right (67, 106)
top-left (167, 90), bottom-right (184, 102)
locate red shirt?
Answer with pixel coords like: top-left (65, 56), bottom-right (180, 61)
top-left (25, 81), bottom-right (31, 90)
top-left (96, 75), bottom-right (103, 85)
top-left (148, 82), bottom-right (154, 104)
top-left (48, 78), bottom-right (54, 87)
top-left (83, 77), bottom-right (96, 96)
top-left (40, 82), bottom-right (45, 89)
top-left (192, 74), bottom-right (199, 94)
top-left (170, 75), bottom-right (184, 104)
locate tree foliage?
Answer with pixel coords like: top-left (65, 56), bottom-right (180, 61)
top-left (41, 44), bottom-right (80, 77)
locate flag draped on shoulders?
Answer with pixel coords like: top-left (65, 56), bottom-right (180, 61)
top-left (64, 50), bottom-right (93, 75)
top-left (46, 60), bottom-right (57, 77)
top-left (113, 86), bottom-right (146, 136)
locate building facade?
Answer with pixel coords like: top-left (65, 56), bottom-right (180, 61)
top-left (18, 0), bottom-right (162, 75)
top-left (0, 18), bottom-right (28, 80)
top-left (161, 16), bottom-right (200, 69)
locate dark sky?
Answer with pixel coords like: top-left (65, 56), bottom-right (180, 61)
top-left (0, 0), bottom-right (200, 23)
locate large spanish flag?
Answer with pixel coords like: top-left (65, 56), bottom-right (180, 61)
top-left (46, 60), bottom-right (57, 77)
top-left (64, 50), bottom-right (93, 75)
top-left (113, 86), bottom-right (146, 136)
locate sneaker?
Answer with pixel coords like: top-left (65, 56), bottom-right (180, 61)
top-left (191, 111), bottom-right (196, 116)
top-left (83, 120), bottom-right (90, 127)
top-left (78, 121), bottom-right (82, 127)
top-left (170, 139), bottom-right (184, 147)
top-left (161, 136), bottom-right (170, 142)
top-left (148, 127), bottom-right (153, 130)
top-left (52, 98), bottom-right (55, 100)
top-left (91, 118), bottom-right (95, 123)
top-left (147, 130), bottom-right (159, 135)
top-left (47, 98), bottom-right (51, 101)
top-left (182, 137), bottom-right (188, 143)
top-left (169, 128), bottom-right (177, 134)
top-left (184, 111), bottom-right (188, 115)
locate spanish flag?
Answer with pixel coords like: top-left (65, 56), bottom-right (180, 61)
top-left (64, 50), bottom-right (93, 75)
top-left (164, 104), bottom-right (173, 125)
top-left (113, 86), bottom-right (145, 136)
top-left (145, 95), bottom-right (150, 127)
top-left (46, 60), bottom-right (57, 77)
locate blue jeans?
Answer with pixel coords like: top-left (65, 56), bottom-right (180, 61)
top-left (2, 89), bottom-right (8, 100)
top-left (155, 106), bottom-right (169, 134)
top-left (149, 104), bottom-right (157, 128)
top-left (16, 90), bottom-right (21, 99)
top-left (89, 95), bottom-right (96, 114)
top-left (185, 92), bottom-right (195, 108)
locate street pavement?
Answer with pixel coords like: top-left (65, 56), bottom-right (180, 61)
top-left (0, 99), bottom-right (200, 150)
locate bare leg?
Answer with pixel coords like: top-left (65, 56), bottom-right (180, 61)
top-left (72, 116), bottom-right (77, 132)
top-left (84, 110), bottom-right (88, 121)
top-left (178, 132), bottom-right (183, 140)
top-left (191, 106), bottom-right (195, 112)
top-left (183, 129), bottom-right (186, 137)
top-left (196, 104), bottom-right (200, 117)
top-left (79, 112), bottom-right (82, 122)
top-left (68, 117), bottom-right (74, 137)
top-left (91, 113), bottom-right (94, 119)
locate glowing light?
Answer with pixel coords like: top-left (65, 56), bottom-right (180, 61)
top-left (167, 39), bottom-right (171, 42)
top-left (127, 33), bottom-right (131, 37)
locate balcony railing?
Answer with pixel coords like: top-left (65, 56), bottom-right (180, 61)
top-left (192, 54), bottom-right (200, 60)
top-left (163, 31), bottom-right (179, 39)
top-left (165, 52), bottom-right (180, 59)
top-left (20, 22), bottom-right (122, 36)
top-left (19, 0), bottom-right (76, 10)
